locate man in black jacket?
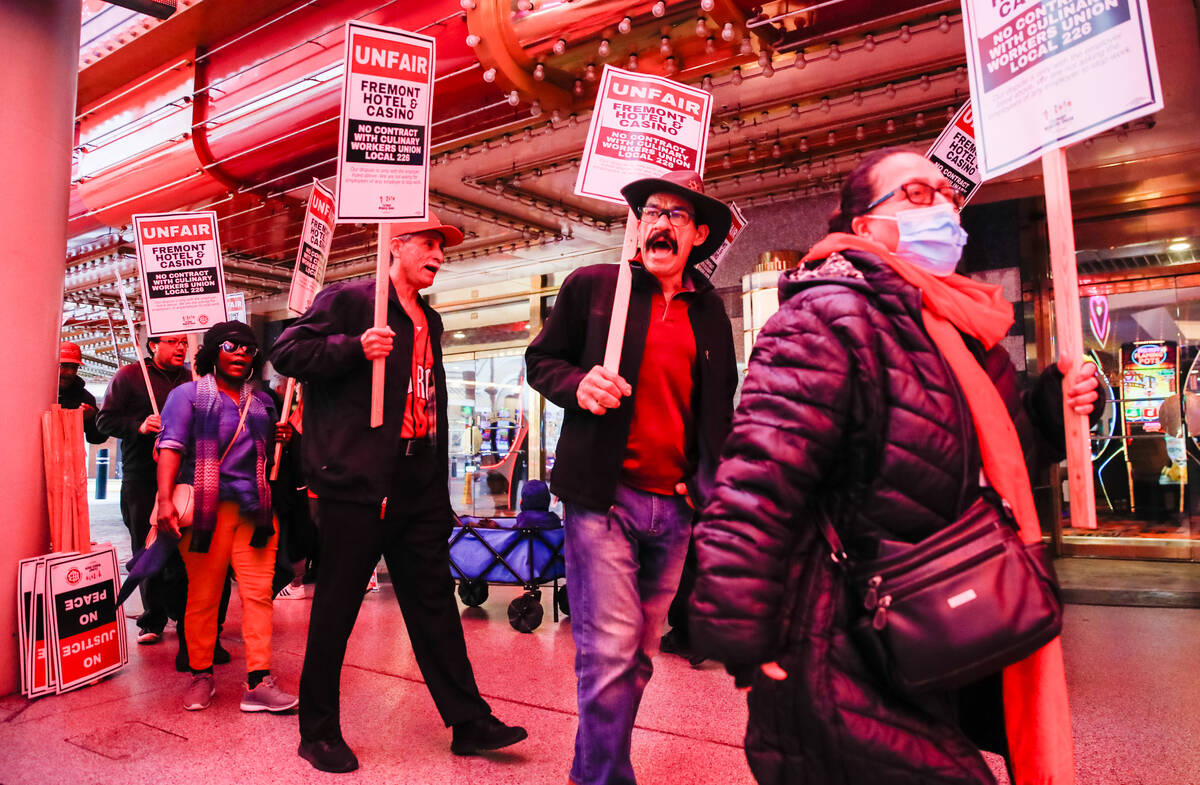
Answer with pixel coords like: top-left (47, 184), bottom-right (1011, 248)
top-left (57, 342), bottom-right (107, 444)
top-left (526, 171), bottom-right (739, 785)
top-left (271, 213), bottom-right (526, 775)
top-left (97, 334), bottom-right (192, 644)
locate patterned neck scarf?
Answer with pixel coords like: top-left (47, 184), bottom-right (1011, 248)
top-left (188, 374), bottom-right (273, 553)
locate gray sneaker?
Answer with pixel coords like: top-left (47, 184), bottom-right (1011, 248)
top-left (183, 672), bottom-right (215, 711)
top-left (240, 674), bottom-right (298, 713)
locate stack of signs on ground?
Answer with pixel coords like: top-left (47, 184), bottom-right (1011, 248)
top-left (335, 22), bottom-right (435, 222)
top-left (574, 65), bottom-right (713, 204)
top-left (132, 211), bottom-right (228, 335)
top-left (288, 180), bottom-right (336, 315)
top-left (17, 546), bottom-right (127, 697)
top-left (961, 0), bottom-right (1162, 177)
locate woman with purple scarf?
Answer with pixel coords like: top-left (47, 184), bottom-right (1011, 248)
top-left (156, 322), bottom-right (298, 714)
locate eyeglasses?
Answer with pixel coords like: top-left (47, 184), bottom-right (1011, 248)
top-left (219, 340), bottom-right (258, 357)
top-left (639, 206), bottom-right (695, 227)
top-left (866, 181), bottom-right (965, 211)
top-left (155, 337), bottom-right (188, 347)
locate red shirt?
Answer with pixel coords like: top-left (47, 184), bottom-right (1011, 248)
top-left (621, 290), bottom-right (696, 495)
top-left (402, 310), bottom-right (434, 440)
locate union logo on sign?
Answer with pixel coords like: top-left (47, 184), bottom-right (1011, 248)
top-left (66, 568), bottom-right (81, 585)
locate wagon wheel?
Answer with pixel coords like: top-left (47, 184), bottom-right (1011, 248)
top-left (554, 584), bottom-right (570, 617)
top-left (457, 578), bottom-right (488, 607)
top-left (507, 592), bottom-right (544, 633)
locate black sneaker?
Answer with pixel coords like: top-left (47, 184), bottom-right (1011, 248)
top-left (450, 715), bottom-right (528, 756)
top-left (659, 629), bottom-right (691, 657)
top-left (298, 737), bottom-right (359, 773)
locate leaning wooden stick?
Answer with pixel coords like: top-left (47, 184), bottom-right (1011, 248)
top-left (1042, 147), bottom-right (1098, 530)
top-left (112, 269), bottom-right (159, 417)
top-left (602, 210), bottom-right (641, 373)
top-left (370, 223), bottom-right (394, 429)
top-left (269, 377), bottom-right (296, 482)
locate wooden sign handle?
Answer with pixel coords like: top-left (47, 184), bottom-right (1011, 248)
top-left (1041, 147), bottom-right (1098, 530)
top-left (602, 210), bottom-right (641, 373)
top-left (270, 377), bottom-right (296, 482)
top-left (112, 270), bottom-right (159, 417)
top-left (370, 224), bottom-right (393, 429)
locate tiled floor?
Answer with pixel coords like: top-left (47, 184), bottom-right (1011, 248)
top-left (3, 484), bottom-right (1198, 784)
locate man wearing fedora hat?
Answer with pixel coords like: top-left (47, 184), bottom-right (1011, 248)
top-left (272, 213), bottom-right (527, 773)
top-left (526, 170), bottom-right (739, 785)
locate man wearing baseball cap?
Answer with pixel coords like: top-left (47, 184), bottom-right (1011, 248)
top-left (57, 341), bottom-right (106, 444)
top-left (272, 212), bottom-right (527, 773)
top-left (526, 170), bottom-right (739, 785)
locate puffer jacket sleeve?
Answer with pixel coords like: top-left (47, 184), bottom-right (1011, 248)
top-left (690, 286), bottom-right (862, 668)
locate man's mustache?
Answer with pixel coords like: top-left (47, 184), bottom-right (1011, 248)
top-left (646, 229), bottom-right (678, 253)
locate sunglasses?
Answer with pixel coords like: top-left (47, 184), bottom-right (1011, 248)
top-left (219, 340), bottom-right (259, 357)
top-left (866, 180), bottom-right (965, 211)
top-left (639, 206), bottom-right (695, 227)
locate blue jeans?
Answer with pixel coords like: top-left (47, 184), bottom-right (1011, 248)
top-left (564, 484), bottom-right (693, 785)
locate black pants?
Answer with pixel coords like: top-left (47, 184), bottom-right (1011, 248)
top-left (298, 464), bottom-right (490, 742)
top-left (120, 472), bottom-right (187, 633)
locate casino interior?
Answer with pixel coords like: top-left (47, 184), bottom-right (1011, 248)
top-left (39, 0), bottom-right (1200, 569)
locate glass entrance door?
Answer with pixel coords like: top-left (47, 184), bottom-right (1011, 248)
top-left (1070, 281), bottom-right (1200, 560)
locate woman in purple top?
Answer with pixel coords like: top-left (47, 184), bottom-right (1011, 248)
top-left (156, 321), bottom-right (297, 714)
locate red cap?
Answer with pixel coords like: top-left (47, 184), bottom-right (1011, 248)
top-left (60, 342), bottom-right (83, 364)
top-left (389, 209), bottom-right (464, 248)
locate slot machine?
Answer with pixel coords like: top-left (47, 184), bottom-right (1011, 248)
top-left (1120, 340), bottom-right (1179, 517)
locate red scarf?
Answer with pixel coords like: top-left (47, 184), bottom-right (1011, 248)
top-left (803, 234), bottom-right (1075, 785)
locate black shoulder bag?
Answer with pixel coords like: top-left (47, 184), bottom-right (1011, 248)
top-left (817, 487), bottom-right (1063, 694)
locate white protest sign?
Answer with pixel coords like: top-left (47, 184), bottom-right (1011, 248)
top-left (927, 101), bottom-right (981, 205)
top-left (288, 179), bottom-right (336, 315)
top-left (574, 65), bottom-right (713, 204)
top-left (694, 201), bottom-right (747, 280)
top-left (46, 546), bottom-right (126, 693)
top-left (961, 0), bottom-right (1162, 177)
top-left (225, 292), bottom-right (247, 324)
top-left (335, 21), bottom-right (434, 222)
top-left (132, 211), bottom-right (228, 335)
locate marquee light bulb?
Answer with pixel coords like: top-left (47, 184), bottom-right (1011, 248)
top-left (459, 0), bottom-right (475, 9)
top-left (696, 18), bottom-right (707, 37)
top-left (553, 38), bottom-right (567, 55)
top-left (618, 16), bottom-right (632, 34)
top-left (533, 63), bottom-right (545, 80)
top-left (660, 36), bottom-right (672, 56)
top-left (730, 66), bottom-right (742, 86)
top-left (721, 22), bottom-right (734, 41)
top-left (507, 91), bottom-right (520, 106)
top-left (701, 0), bottom-right (714, 10)
top-left (652, 1), bottom-right (665, 17)
top-left (598, 39), bottom-right (610, 56)
top-left (466, 34), bottom-right (481, 46)
top-left (482, 67), bottom-right (496, 82)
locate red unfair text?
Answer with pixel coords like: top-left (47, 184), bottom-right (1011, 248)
top-left (352, 34), bottom-right (430, 82)
top-left (607, 76), bottom-right (704, 121)
top-left (139, 219), bottom-right (213, 244)
top-left (309, 188), bottom-right (334, 220)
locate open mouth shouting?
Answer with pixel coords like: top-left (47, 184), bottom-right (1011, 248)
top-left (645, 229), bottom-right (678, 257)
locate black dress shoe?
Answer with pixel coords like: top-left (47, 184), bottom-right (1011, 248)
top-left (298, 738), bottom-right (359, 773)
top-left (450, 715), bottom-right (528, 756)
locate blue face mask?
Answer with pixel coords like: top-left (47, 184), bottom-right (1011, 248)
top-left (872, 204), bottom-right (968, 276)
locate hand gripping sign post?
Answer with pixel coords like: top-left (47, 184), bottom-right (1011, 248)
top-left (573, 65), bottom-right (714, 372)
top-left (335, 21), bottom-right (435, 428)
top-left (272, 178), bottom-right (337, 477)
top-left (961, 0), bottom-right (1163, 530)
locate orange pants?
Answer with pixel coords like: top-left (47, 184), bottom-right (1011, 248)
top-left (180, 501), bottom-right (278, 673)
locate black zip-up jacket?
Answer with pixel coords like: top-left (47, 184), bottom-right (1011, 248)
top-left (526, 262), bottom-right (738, 511)
top-left (96, 360), bottom-right (192, 478)
top-left (690, 250), bottom-right (1097, 785)
top-left (59, 375), bottom-right (107, 444)
top-left (269, 278), bottom-right (450, 508)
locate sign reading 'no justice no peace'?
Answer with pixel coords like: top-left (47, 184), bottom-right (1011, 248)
top-left (335, 21), bottom-right (435, 222)
top-left (962, 0), bottom-right (1163, 177)
top-left (132, 211), bottom-right (228, 335)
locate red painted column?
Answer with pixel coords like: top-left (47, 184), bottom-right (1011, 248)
top-left (0, 0), bottom-right (82, 696)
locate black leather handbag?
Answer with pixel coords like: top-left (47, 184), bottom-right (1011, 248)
top-left (818, 488), bottom-right (1063, 694)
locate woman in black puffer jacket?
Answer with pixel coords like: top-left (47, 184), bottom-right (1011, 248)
top-left (689, 149), bottom-right (1099, 785)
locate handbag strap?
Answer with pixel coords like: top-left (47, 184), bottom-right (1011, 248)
top-left (218, 393), bottom-right (252, 465)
